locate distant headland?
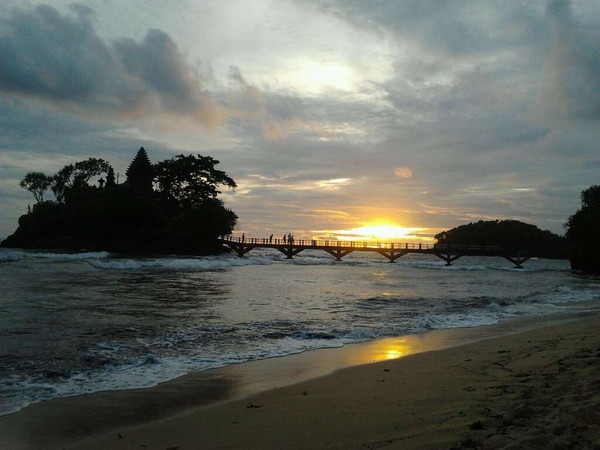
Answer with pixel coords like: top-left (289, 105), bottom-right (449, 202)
top-left (434, 219), bottom-right (568, 260)
top-left (1, 147), bottom-right (238, 255)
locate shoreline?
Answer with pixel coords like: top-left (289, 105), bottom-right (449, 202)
top-left (2, 311), bottom-right (598, 449)
top-left (0, 311), bottom-right (586, 418)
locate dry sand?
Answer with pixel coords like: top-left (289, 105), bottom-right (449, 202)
top-left (2, 314), bottom-right (599, 449)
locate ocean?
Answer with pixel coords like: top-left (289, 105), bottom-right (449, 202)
top-left (1, 246), bottom-right (599, 416)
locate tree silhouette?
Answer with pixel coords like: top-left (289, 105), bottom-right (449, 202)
top-left (435, 219), bottom-right (567, 258)
top-left (20, 172), bottom-right (52, 203)
top-left (154, 154), bottom-right (237, 209)
top-left (565, 185), bottom-right (600, 272)
top-left (52, 158), bottom-right (111, 202)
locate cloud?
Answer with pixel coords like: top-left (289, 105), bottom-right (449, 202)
top-left (535, 0), bottom-right (600, 122)
top-left (394, 167), bottom-right (412, 179)
top-left (307, 0), bottom-right (547, 59)
top-left (226, 65), bottom-right (332, 140)
top-left (0, 4), bottom-right (224, 127)
top-left (0, 3), bottom-right (335, 139)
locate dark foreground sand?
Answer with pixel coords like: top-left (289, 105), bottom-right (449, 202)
top-left (2, 314), bottom-right (599, 449)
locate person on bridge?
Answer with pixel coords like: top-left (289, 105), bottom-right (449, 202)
top-left (269, 234), bottom-right (273, 243)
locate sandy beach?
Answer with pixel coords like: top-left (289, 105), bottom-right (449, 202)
top-left (2, 314), bottom-right (599, 449)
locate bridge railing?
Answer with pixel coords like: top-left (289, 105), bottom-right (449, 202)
top-left (222, 236), bottom-right (441, 249)
top-left (432, 243), bottom-right (503, 252)
top-left (221, 236), bottom-right (505, 252)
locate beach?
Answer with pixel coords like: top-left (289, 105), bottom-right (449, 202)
top-left (2, 313), bottom-right (599, 449)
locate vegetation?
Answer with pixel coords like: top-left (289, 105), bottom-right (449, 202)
top-left (52, 158), bottom-right (111, 202)
top-left (565, 185), bottom-right (600, 273)
top-left (1, 148), bottom-right (237, 255)
top-left (154, 154), bottom-right (236, 210)
top-left (19, 172), bottom-right (52, 203)
top-left (435, 219), bottom-right (567, 259)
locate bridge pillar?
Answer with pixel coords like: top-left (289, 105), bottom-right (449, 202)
top-left (276, 246), bottom-right (305, 259)
top-left (503, 252), bottom-right (530, 269)
top-left (433, 252), bottom-right (463, 266)
top-left (324, 248), bottom-right (354, 261)
top-left (221, 240), bottom-right (257, 257)
top-left (375, 250), bottom-right (408, 262)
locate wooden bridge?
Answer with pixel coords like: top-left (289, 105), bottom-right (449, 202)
top-left (219, 236), bottom-right (533, 268)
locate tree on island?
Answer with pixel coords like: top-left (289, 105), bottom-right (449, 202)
top-left (565, 185), bottom-right (600, 273)
top-left (19, 172), bottom-right (53, 204)
top-left (154, 154), bottom-right (237, 209)
top-left (435, 219), bottom-right (567, 258)
top-left (52, 158), bottom-right (111, 202)
top-left (3, 148), bottom-right (237, 255)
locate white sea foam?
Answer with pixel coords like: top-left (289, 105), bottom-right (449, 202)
top-left (30, 251), bottom-right (112, 260)
top-left (441, 264), bottom-right (488, 271)
top-left (419, 312), bottom-right (500, 330)
top-left (0, 249), bottom-right (26, 262)
top-left (87, 255), bottom-right (273, 271)
top-left (545, 285), bottom-right (600, 304)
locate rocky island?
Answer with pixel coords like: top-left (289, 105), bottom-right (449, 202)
top-left (1, 148), bottom-right (238, 255)
top-left (435, 219), bottom-right (568, 260)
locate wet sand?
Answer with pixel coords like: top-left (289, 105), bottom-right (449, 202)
top-left (2, 313), bottom-right (599, 449)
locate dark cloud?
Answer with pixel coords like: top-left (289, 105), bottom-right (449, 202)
top-left (536, 0), bottom-right (600, 122)
top-left (114, 29), bottom-right (204, 114)
top-left (0, 98), bottom-right (169, 162)
top-left (0, 4), bottom-right (218, 122)
top-left (310, 0), bottom-right (599, 125)
top-left (307, 0), bottom-right (546, 58)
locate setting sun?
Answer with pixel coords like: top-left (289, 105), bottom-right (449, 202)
top-left (332, 223), bottom-right (428, 242)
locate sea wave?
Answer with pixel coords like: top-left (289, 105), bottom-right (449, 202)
top-left (30, 250), bottom-right (111, 260)
top-left (0, 249), bottom-right (26, 262)
top-left (87, 255), bottom-right (273, 271)
top-left (545, 284), bottom-right (600, 304)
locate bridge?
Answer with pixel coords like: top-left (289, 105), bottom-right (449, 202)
top-left (219, 236), bottom-right (533, 268)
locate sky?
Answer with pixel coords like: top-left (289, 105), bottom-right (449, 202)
top-left (0, 0), bottom-right (599, 241)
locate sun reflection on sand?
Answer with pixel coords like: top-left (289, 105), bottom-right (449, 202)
top-left (385, 349), bottom-right (403, 360)
top-left (343, 332), bottom-right (466, 366)
top-left (344, 338), bottom-right (417, 365)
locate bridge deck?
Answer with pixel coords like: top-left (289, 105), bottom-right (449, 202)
top-left (219, 236), bottom-right (531, 268)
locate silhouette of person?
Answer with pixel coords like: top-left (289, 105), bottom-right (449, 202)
top-left (269, 234), bottom-right (273, 243)
top-left (242, 233), bottom-right (245, 243)
top-left (282, 234), bottom-right (287, 244)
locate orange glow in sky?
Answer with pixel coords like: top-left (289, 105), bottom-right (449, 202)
top-left (332, 222), bottom-right (429, 242)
